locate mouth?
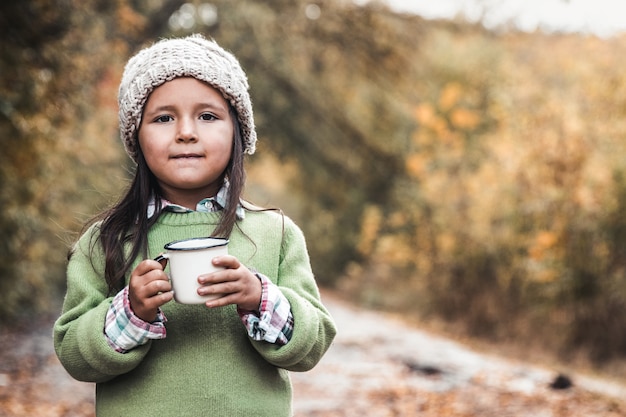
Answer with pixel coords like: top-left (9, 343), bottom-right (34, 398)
top-left (171, 153), bottom-right (203, 160)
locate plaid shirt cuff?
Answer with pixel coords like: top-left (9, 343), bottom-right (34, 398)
top-left (104, 286), bottom-right (167, 353)
top-left (237, 272), bottom-right (294, 346)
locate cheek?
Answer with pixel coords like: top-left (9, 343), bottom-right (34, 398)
top-left (217, 142), bottom-right (234, 167)
top-left (138, 129), bottom-right (165, 160)
top-left (209, 127), bottom-right (234, 159)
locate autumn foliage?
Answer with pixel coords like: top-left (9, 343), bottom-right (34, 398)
top-left (339, 29), bottom-right (626, 365)
top-left (2, 0), bottom-right (626, 370)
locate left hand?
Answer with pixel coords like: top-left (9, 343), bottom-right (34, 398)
top-left (197, 255), bottom-right (262, 311)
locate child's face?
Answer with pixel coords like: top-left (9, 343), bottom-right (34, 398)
top-left (138, 77), bottom-right (234, 208)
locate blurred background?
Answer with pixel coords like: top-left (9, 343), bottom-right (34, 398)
top-left (2, 0), bottom-right (626, 380)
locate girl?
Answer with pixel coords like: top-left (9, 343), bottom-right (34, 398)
top-left (54, 34), bottom-right (336, 416)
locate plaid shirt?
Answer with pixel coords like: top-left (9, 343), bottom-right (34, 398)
top-left (104, 186), bottom-right (294, 353)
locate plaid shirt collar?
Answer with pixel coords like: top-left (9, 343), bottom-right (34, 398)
top-left (147, 181), bottom-right (245, 220)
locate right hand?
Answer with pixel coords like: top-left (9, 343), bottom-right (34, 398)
top-left (128, 259), bottom-right (173, 322)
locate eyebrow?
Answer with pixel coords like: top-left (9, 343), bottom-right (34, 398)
top-left (195, 102), bottom-right (229, 113)
top-left (145, 102), bottom-right (229, 116)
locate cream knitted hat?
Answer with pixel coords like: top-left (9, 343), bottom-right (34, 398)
top-left (118, 34), bottom-right (256, 161)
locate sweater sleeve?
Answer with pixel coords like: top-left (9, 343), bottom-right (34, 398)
top-left (249, 216), bottom-right (337, 372)
top-left (53, 225), bottom-right (152, 383)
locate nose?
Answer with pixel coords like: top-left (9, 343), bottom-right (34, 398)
top-left (176, 117), bottom-right (198, 142)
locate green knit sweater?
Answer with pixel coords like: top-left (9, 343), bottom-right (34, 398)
top-left (54, 209), bottom-right (336, 416)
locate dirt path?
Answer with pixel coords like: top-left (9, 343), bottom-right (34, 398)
top-left (291, 292), bottom-right (626, 416)
top-left (1, 291), bottom-right (626, 416)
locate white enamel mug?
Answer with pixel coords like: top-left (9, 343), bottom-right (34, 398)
top-left (155, 237), bottom-right (229, 304)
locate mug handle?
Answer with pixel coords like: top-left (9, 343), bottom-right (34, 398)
top-left (154, 254), bottom-right (169, 269)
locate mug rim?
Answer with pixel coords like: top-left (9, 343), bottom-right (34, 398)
top-left (164, 237), bottom-right (229, 251)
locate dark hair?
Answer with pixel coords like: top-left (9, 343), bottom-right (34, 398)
top-left (87, 106), bottom-right (246, 294)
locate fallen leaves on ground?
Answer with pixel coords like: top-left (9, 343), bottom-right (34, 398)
top-left (2, 293), bottom-right (625, 416)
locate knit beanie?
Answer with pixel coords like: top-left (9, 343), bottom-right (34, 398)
top-left (118, 34), bottom-right (256, 162)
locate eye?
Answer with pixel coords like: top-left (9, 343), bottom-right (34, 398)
top-left (200, 112), bottom-right (217, 121)
top-left (154, 115), bottom-right (173, 123)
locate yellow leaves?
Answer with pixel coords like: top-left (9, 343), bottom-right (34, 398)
top-left (246, 153), bottom-right (299, 195)
top-left (412, 82), bottom-right (482, 154)
top-left (437, 232), bottom-right (456, 254)
top-left (375, 234), bottom-right (415, 266)
top-left (450, 108), bottom-right (480, 130)
top-left (357, 205), bottom-right (382, 257)
top-left (526, 231), bottom-right (561, 283)
top-left (116, 4), bottom-right (148, 36)
top-left (405, 153), bottom-right (428, 178)
top-left (439, 82), bottom-right (462, 111)
top-left (529, 231), bottom-right (559, 261)
top-left (356, 206), bottom-right (415, 267)
top-left (414, 102), bottom-right (449, 137)
top-left (414, 103), bottom-right (436, 125)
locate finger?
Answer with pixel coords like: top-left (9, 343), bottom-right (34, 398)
top-left (198, 268), bottom-right (237, 285)
top-left (163, 291), bottom-right (174, 303)
top-left (156, 290), bottom-right (174, 304)
top-left (130, 270), bottom-right (169, 300)
top-left (147, 258), bottom-right (167, 271)
top-left (134, 259), bottom-right (167, 277)
top-left (138, 291), bottom-right (174, 314)
top-left (211, 255), bottom-right (240, 269)
top-left (198, 278), bottom-right (237, 297)
top-left (133, 269), bottom-right (169, 291)
top-left (149, 278), bottom-right (172, 295)
top-left (204, 292), bottom-right (239, 309)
